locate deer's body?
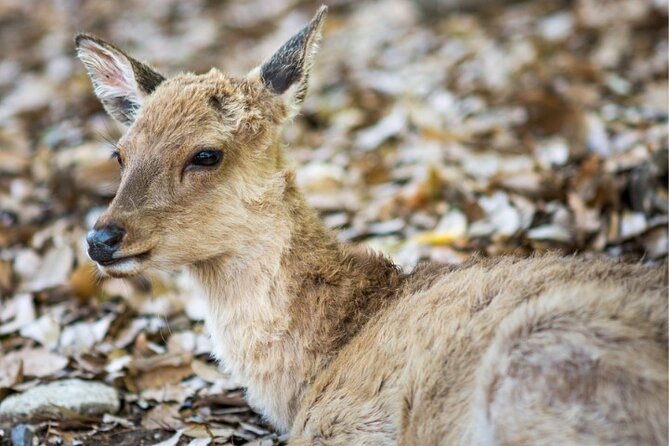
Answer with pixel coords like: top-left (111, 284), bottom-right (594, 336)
top-left (194, 173), bottom-right (667, 445)
top-left (76, 7), bottom-right (668, 445)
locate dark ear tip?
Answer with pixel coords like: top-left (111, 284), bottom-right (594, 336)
top-left (312, 5), bottom-right (328, 25)
top-left (74, 33), bottom-right (91, 48)
top-left (74, 33), bottom-right (104, 50)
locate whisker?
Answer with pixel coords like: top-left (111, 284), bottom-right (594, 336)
top-left (93, 123), bottom-right (122, 156)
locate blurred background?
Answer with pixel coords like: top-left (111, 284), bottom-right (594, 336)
top-left (0, 0), bottom-right (667, 444)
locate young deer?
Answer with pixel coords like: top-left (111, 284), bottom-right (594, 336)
top-left (77, 7), bottom-right (668, 445)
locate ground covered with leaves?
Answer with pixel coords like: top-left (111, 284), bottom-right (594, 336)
top-left (0, 0), bottom-right (667, 444)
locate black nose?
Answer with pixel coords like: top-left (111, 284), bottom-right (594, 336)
top-left (87, 225), bottom-right (125, 265)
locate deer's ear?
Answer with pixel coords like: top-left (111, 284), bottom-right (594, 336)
top-left (251, 6), bottom-right (327, 119)
top-left (75, 34), bottom-right (165, 126)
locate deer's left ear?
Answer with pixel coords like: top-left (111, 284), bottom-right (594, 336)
top-left (250, 6), bottom-right (327, 119)
top-left (75, 34), bottom-right (165, 126)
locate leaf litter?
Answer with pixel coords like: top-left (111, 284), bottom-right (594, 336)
top-left (0, 0), bottom-right (666, 444)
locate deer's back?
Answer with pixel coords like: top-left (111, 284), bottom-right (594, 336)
top-left (290, 255), bottom-right (668, 445)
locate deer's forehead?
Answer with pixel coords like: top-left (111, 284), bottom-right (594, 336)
top-left (120, 72), bottom-right (278, 157)
top-left (151, 72), bottom-right (249, 111)
top-left (127, 80), bottom-right (242, 149)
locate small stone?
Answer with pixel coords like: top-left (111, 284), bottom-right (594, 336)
top-left (10, 424), bottom-right (32, 446)
top-left (0, 379), bottom-right (119, 418)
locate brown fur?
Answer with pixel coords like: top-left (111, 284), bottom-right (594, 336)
top-left (77, 8), bottom-right (668, 445)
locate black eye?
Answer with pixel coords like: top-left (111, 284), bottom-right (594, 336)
top-left (111, 150), bottom-right (123, 168)
top-left (190, 150), bottom-right (222, 168)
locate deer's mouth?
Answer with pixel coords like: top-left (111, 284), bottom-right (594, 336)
top-left (91, 235), bottom-right (159, 277)
top-left (97, 253), bottom-right (149, 278)
top-left (96, 244), bottom-right (155, 277)
top-left (98, 250), bottom-right (151, 267)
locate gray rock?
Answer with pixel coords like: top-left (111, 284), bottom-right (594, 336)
top-left (11, 424), bottom-right (32, 446)
top-left (0, 379), bottom-right (119, 418)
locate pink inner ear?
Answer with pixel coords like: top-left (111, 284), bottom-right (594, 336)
top-left (98, 53), bottom-right (122, 84)
top-left (80, 41), bottom-right (135, 92)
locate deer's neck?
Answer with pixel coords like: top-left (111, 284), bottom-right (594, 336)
top-left (190, 173), bottom-right (403, 433)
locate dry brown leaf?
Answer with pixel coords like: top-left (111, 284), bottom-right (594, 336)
top-left (142, 404), bottom-right (184, 430)
top-left (134, 364), bottom-right (194, 392)
top-left (0, 293), bottom-right (35, 335)
top-left (183, 422), bottom-right (235, 440)
top-left (130, 352), bottom-right (192, 373)
top-left (0, 0), bottom-right (665, 443)
top-left (69, 261), bottom-right (99, 300)
top-left (0, 348), bottom-right (68, 386)
top-left (141, 382), bottom-right (196, 403)
top-left (0, 259), bottom-right (13, 294)
top-left (0, 151), bottom-right (30, 175)
top-left (190, 360), bottom-right (224, 383)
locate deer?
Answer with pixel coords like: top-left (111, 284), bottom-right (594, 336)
top-left (76, 6), bottom-right (668, 445)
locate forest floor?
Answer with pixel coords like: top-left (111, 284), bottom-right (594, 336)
top-left (0, 0), bottom-right (667, 444)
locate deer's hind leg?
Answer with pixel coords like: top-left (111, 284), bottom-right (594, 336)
top-left (468, 285), bottom-right (668, 446)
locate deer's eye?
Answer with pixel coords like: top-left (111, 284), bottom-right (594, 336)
top-left (111, 150), bottom-right (123, 168)
top-left (189, 150), bottom-right (222, 168)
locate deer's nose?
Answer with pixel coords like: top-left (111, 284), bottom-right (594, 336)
top-left (87, 225), bottom-right (125, 265)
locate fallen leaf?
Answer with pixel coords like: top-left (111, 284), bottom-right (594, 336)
top-left (0, 293), bottom-right (35, 335)
top-left (69, 261), bottom-right (99, 300)
top-left (191, 360), bottom-right (228, 383)
top-left (0, 348), bottom-right (68, 386)
top-left (149, 429), bottom-right (184, 446)
top-left (134, 364), bottom-right (194, 392)
top-left (415, 209), bottom-right (468, 245)
top-left (20, 312), bottom-right (61, 350)
top-left (27, 245), bottom-right (74, 292)
top-left (142, 404), bottom-right (184, 430)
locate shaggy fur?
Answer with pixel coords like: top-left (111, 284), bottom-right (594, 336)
top-left (77, 7), bottom-right (668, 445)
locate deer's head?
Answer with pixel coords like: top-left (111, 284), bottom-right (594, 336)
top-left (77, 7), bottom-right (326, 277)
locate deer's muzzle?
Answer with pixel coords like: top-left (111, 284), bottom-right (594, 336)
top-left (87, 224), bottom-right (125, 265)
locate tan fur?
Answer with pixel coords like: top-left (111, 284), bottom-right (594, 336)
top-left (290, 257), bottom-right (667, 445)
top-left (77, 9), bottom-right (668, 445)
